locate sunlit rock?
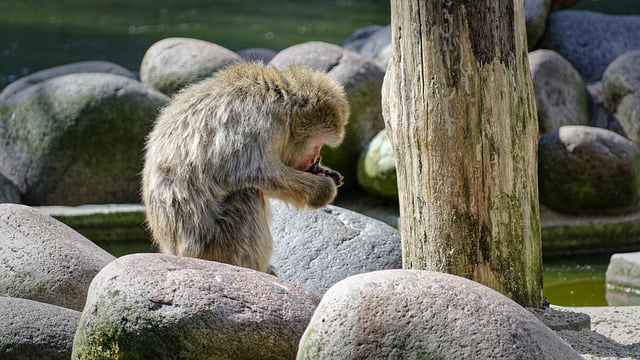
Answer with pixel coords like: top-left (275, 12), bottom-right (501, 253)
top-left (0, 204), bottom-right (115, 311)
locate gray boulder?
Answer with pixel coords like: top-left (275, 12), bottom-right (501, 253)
top-left (538, 125), bottom-right (640, 214)
top-left (298, 270), bottom-right (581, 359)
top-left (0, 73), bottom-right (168, 205)
top-left (237, 47), bottom-right (277, 63)
top-left (586, 82), bottom-right (626, 137)
top-left (356, 129), bottom-right (398, 199)
top-left (270, 200), bottom-right (401, 296)
top-left (539, 10), bottom-right (640, 83)
top-left (603, 50), bottom-right (640, 146)
top-left (0, 60), bottom-right (136, 101)
top-left (343, 25), bottom-right (384, 52)
top-left (140, 37), bottom-right (243, 96)
top-left (0, 203), bottom-right (115, 311)
top-left (0, 173), bottom-right (20, 204)
top-left (344, 25), bottom-right (391, 69)
top-left (270, 41), bottom-right (386, 189)
top-left (529, 49), bottom-right (589, 133)
top-left (606, 251), bottom-right (640, 306)
top-left (0, 296), bottom-right (81, 360)
top-left (525, 0), bottom-right (551, 50)
top-left (73, 253), bottom-right (319, 360)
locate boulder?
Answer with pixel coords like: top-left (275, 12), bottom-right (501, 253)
top-left (606, 251), bottom-right (640, 306)
top-left (356, 129), bottom-right (398, 199)
top-left (538, 126), bottom-right (640, 214)
top-left (237, 47), bottom-right (277, 63)
top-left (539, 10), bottom-right (640, 83)
top-left (298, 270), bottom-right (581, 359)
top-left (344, 25), bottom-right (391, 69)
top-left (529, 49), bottom-right (589, 133)
top-left (0, 73), bottom-right (168, 205)
top-left (0, 204), bottom-right (115, 311)
top-left (0, 296), bottom-right (81, 360)
top-left (270, 200), bottom-right (401, 296)
top-left (0, 60), bottom-right (136, 101)
top-left (140, 37), bottom-right (243, 96)
top-left (72, 253), bottom-right (319, 360)
top-left (342, 25), bottom-right (384, 53)
top-left (0, 173), bottom-right (20, 203)
top-left (586, 82), bottom-right (626, 137)
top-left (270, 41), bottom-right (386, 189)
top-left (603, 50), bottom-right (640, 146)
top-left (525, 0), bottom-right (551, 49)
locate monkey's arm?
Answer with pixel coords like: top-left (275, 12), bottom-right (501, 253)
top-left (259, 163), bottom-right (338, 208)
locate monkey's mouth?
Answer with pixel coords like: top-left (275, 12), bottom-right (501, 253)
top-left (296, 145), bottom-right (322, 171)
top-left (297, 156), bottom-right (319, 171)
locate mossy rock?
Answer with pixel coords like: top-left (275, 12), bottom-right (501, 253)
top-left (538, 125), bottom-right (640, 214)
top-left (0, 73), bottom-right (169, 205)
top-left (356, 129), bottom-right (398, 199)
top-left (140, 37), bottom-right (243, 96)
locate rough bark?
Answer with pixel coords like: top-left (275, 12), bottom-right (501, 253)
top-left (382, 0), bottom-right (543, 306)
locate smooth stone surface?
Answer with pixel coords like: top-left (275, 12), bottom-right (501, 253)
top-left (606, 251), bottom-right (640, 306)
top-left (586, 82), bottom-right (626, 137)
top-left (539, 10), bottom-right (640, 83)
top-left (270, 200), bottom-right (401, 296)
top-left (73, 253), bottom-right (319, 360)
top-left (356, 129), bottom-right (398, 199)
top-left (0, 73), bottom-right (168, 205)
top-left (525, 0), bottom-right (551, 49)
top-left (236, 47), bottom-right (277, 63)
top-left (298, 270), bottom-right (581, 359)
top-left (529, 49), bottom-right (589, 133)
top-left (140, 37), bottom-right (242, 96)
top-left (0, 296), bottom-right (81, 360)
top-left (538, 125), bottom-right (640, 214)
top-left (603, 50), bottom-right (640, 146)
top-left (0, 60), bottom-right (136, 101)
top-left (0, 204), bottom-right (115, 311)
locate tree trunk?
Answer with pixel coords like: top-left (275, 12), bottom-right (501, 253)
top-left (383, 0), bottom-right (543, 307)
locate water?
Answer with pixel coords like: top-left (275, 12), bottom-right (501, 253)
top-left (543, 255), bottom-right (609, 306)
top-left (0, 0), bottom-right (390, 88)
top-left (574, 0), bottom-right (640, 14)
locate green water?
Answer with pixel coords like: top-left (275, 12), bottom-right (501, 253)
top-left (0, 0), bottom-right (390, 88)
top-left (543, 255), bottom-right (609, 306)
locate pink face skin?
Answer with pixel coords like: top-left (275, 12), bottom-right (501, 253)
top-left (296, 144), bottom-right (321, 171)
top-left (295, 133), bottom-right (326, 171)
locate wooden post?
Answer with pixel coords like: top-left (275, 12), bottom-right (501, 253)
top-left (383, 0), bottom-right (543, 306)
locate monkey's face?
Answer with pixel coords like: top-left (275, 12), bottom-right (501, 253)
top-left (279, 67), bottom-right (350, 171)
top-left (293, 133), bottom-right (327, 171)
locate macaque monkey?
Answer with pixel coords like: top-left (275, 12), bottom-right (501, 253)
top-left (142, 62), bottom-right (350, 273)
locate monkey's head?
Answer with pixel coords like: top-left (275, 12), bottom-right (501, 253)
top-left (281, 67), bottom-right (350, 172)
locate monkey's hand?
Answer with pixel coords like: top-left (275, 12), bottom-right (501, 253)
top-left (259, 159), bottom-right (339, 209)
top-left (305, 157), bottom-right (344, 187)
top-left (307, 175), bottom-right (338, 208)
